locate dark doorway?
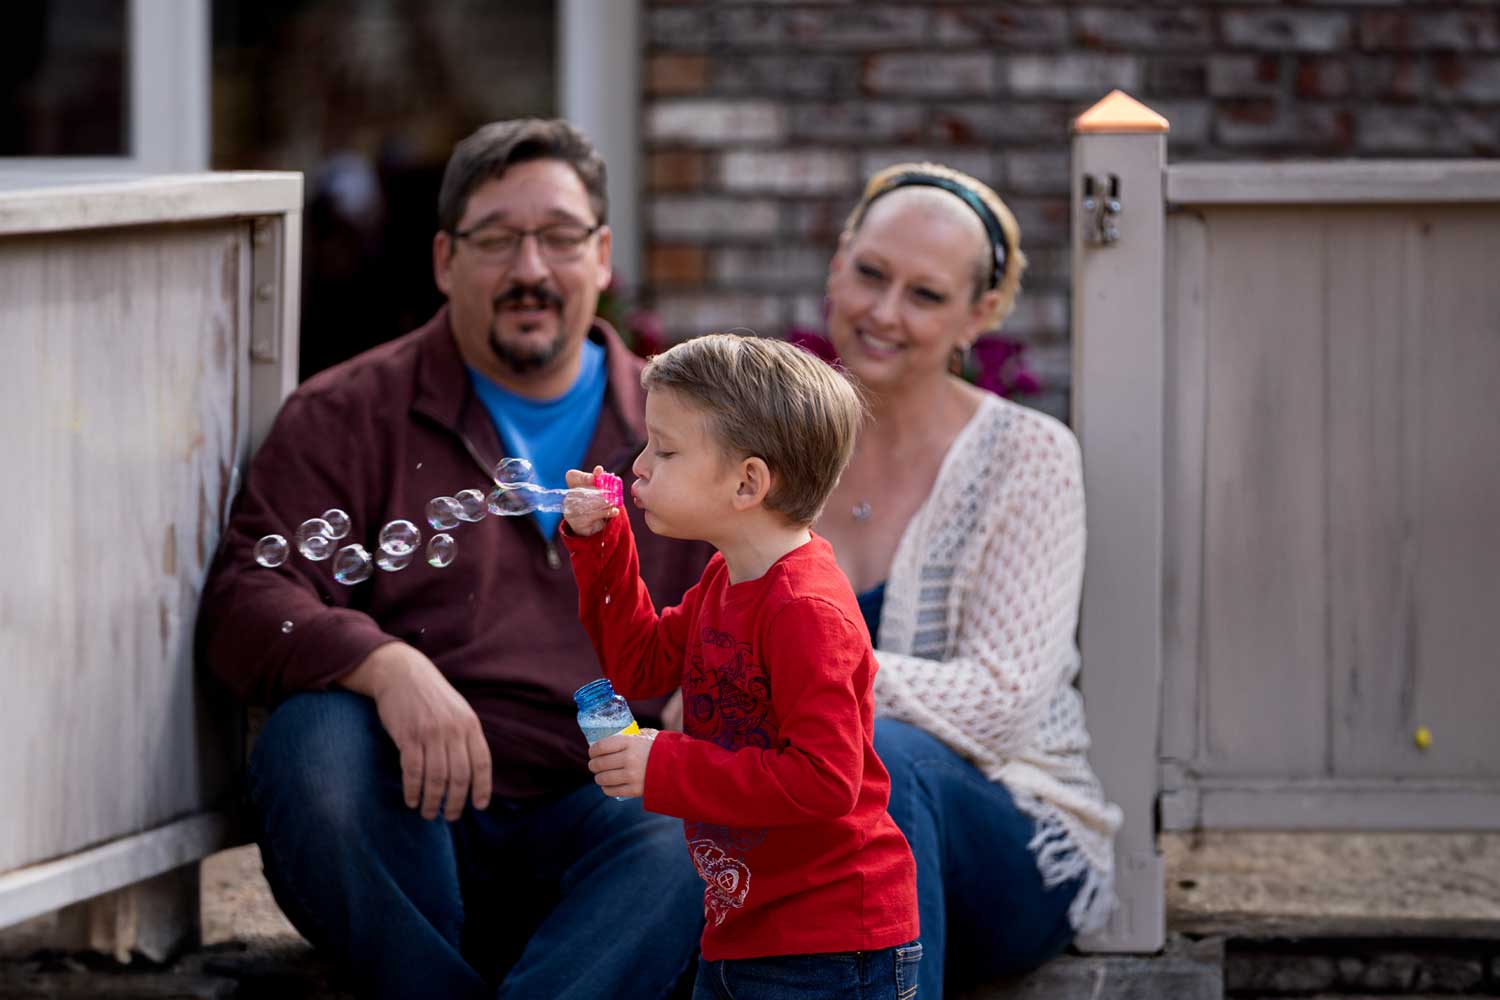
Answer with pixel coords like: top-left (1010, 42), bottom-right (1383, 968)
top-left (212, 0), bottom-right (557, 380)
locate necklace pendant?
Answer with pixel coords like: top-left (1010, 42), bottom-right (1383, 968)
top-left (851, 501), bottom-right (873, 522)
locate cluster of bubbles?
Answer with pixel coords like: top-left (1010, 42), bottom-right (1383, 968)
top-left (252, 457), bottom-right (619, 587)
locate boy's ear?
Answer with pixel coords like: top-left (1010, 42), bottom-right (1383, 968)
top-left (731, 456), bottom-right (773, 512)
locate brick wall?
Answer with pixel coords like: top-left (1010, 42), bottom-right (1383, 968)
top-left (639, 1), bottom-right (1500, 417)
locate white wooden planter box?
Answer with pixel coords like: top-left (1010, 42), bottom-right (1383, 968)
top-left (0, 173), bottom-right (301, 944)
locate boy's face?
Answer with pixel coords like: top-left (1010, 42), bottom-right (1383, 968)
top-left (631, 388), bottom-right (739, 542)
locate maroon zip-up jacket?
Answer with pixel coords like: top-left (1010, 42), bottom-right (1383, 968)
top-left (197, 308), bottom-right (711, 799)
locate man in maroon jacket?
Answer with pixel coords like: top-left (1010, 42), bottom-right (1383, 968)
top-left (197, 119), bottom-right (710, 999)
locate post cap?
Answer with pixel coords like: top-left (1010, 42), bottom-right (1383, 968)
top-left (1073, 90), bottom-right (1170, 135)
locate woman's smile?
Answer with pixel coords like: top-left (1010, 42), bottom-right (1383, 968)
top-left (853, 326), bottom-right (904, 357)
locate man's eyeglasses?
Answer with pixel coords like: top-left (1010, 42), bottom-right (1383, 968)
top-left (451, 222), bottom-right (602, 264)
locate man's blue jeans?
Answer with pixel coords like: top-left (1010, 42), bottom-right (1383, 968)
top-left (248, 691), bottom-right (704, 999)
top-left (693, 943), bottom-right (923, 1000)
top-left (874, 719), bottom-right (1082, 999)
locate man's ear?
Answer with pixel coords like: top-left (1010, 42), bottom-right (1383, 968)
top-left (433, 230), bottom-right (454, 296)
top-left (593, 224), bottom-right (614, 293)
top-left (731, 456), bottom-right (773, 512)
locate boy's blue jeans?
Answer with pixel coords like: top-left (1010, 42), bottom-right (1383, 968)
top-left (693, 942), bottom-right (923, 1000)
top-left (874, 719), bottom-right (1083, 999)
top-left (248, 691), bottom-right (704, 1000)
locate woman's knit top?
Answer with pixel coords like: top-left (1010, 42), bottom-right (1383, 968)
top-left (875, 393), bottom-right (1122, 932)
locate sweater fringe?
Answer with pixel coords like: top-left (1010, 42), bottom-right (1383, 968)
top-left (1019, 796), bottom-right (1117, 934)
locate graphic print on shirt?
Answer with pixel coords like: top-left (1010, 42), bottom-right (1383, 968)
top-left (689, 837), bottom-right (752, 927)
top-left (685, 823), bottom-right (767, 927)
top-left (683, 626), bottom-right (775, 925)
top-left (685, 627), bottom-right (775, 751)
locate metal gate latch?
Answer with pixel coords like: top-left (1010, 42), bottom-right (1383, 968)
top-left (1082, 173), bottom-right (1122, 246)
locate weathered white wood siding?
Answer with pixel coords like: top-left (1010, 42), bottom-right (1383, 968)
top-left (0, 223), bottom-right (245, 870)
top-left (0, 174), bottom-right (300, 928)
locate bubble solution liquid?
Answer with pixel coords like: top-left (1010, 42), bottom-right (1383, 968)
top-left (574, 678), bottom-right (640, 744)
top-left (574, 678), bottom-right (641, 801)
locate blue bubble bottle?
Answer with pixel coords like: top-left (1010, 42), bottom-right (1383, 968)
top-left (574, 678), bottom-right (640, 745)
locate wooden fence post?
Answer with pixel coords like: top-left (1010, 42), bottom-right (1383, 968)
top-left (1071, 91), bottom-right (1169, 954)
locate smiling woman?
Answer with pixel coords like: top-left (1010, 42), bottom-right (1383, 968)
top-left (815, 163), bottom-right (1123, 998)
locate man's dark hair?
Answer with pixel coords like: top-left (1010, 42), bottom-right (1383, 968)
top-left (437, 118), bottom-right (608, 234)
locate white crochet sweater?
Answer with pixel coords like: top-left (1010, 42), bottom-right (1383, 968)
top-left (874, 393), bottom-right (1122, 933)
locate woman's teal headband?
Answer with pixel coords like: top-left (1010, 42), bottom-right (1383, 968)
top-left (859, 172), bottom-right (1010, 290)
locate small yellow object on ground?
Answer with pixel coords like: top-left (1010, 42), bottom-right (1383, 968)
top-left (1413, 726), bottom-right (1432, 751)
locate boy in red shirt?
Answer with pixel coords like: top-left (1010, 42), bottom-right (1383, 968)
top-left (560, 333), bottom-right (921, 999)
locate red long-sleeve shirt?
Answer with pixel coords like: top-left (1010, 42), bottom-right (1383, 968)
top-left (563, 515), bottom-right (918, 961)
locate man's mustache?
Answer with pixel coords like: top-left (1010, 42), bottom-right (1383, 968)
top-left (493, 284), bottom-right (563, 311)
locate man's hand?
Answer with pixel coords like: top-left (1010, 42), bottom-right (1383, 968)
top-left (340, 642), bottom-right (493, 821)
top-left (587, 730), bottom-right (657, 798)
top-left (563, 465), bottom-right (619, 537)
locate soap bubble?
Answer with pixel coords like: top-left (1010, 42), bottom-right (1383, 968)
top-left (562, 487), bottom-right (614, 521)
top-left (455, 489), bottom-right (488, 522)
top-left (333, 544), bottom-right (373, 585)
top-left (321, 508), bottom-right (351, 539)
top-left (494, 457), bottom-right (535, 484)
top-left (426, 533), bottom-right (457, 568)
top-left (488, 483), bottom-right (537, 516)
top-left (302, 535), bottom-right (334, 561)
top-left (296, 518), bottom-right (331, 543)
top-left (378, 519), bottom-right (420, 557)
top-left (376, 548), bottom-right (415, 572)
top-left (296, 518), bottom-right (335, 561)
top-left (426, 496), bottom-right (461, 530)
top-left (280, 620), bottom-right (294, 634)
top-left (254, 534), bottom-right (289, 568)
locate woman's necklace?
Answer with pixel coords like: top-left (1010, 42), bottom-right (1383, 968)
top-left (846, 387), bottom-right (966, 527)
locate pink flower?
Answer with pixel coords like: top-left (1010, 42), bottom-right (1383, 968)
top-left (970, 335), bottom-right (1042, 401)
top-left (973, 337), bottom-right (1021, 370)
top-left (626, 311), bottom-right (666, 358)
top-left (786, 326), bottom-right (840, 364)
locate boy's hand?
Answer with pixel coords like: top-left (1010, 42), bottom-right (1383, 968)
top-left (587, 730), bottom-right (658, 798)
top-left (563, 465), bottom-right (620, 536)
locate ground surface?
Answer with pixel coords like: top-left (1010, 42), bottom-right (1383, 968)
top-left (4, 832), bottom-right (1499, 997)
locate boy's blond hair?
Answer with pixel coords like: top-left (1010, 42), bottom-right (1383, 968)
top-left (641, 333), bottom-right (865, 526)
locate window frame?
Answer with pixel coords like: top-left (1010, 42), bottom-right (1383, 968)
top-left (0, 0), bottom-right (208, 178)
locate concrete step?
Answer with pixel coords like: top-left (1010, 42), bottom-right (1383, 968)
top-left (0, 944), bottom-right (350, 999)
top-left (1225, 938), bottom-right (1500, 997)
top-left (958, 935), bottom-right (1224, 1000)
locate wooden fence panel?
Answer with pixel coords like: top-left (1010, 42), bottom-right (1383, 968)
top-left (1198, 209), bottom-right (1329, 778)
top-left (1158, 193), bottom-right (1500, 826)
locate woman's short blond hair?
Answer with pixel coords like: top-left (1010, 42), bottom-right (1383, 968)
top-left (642, 333), bottom-right (865, 526)
top-left (842, 162), bottom-right (1028, 330)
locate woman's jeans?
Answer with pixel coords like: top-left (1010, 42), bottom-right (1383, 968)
top-left (248, 691), bottom-right (704, 1000)
top-left (693, 942), bottom-right (923, 1000)
top-left (874, 719), bottom-right (1081, 999)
